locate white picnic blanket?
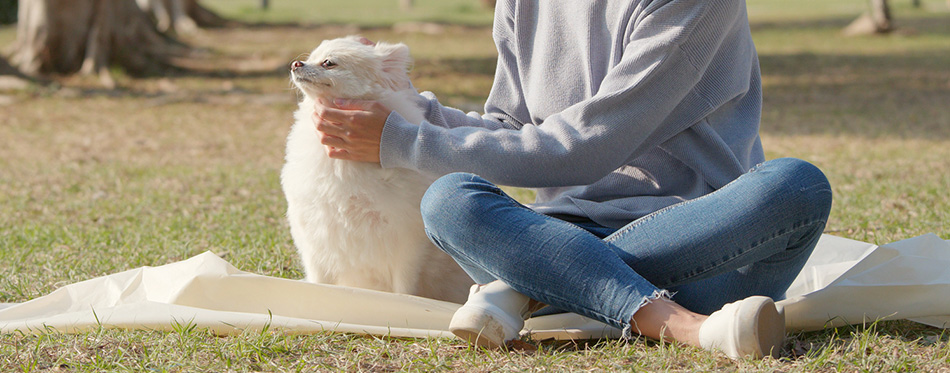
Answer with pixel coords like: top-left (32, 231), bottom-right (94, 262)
top-left (1, 233), bottom-right (948, 338)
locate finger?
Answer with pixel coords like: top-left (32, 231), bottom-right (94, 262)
top-left (312, 105), bottom-right (354, 129)
top-left (316, 96), bottom-right (339, 109)
top-left (313, 98), bottom-right (336, 117)
top-left (314, 117), bottom-right (348, 137)
top-left (332, 98), bottom-right (375, 111)
top-left (319, 133), bottom-right (348, 148)
top-left (326, 147), bottom-right (351, 160)
top-left (317, 97), bottom-right (382, 125)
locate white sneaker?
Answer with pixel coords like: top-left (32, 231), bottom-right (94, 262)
top-left (698, 296), bottom-right (785, 359)
top-left (449, 281), bottom-right (533, 348)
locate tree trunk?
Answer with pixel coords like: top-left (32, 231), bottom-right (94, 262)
top-left (8, 0), bottom-right (187, 86)
top-left (869, 0), bottom-right (893, 31)
top-left (136, 0), bottom-right (229, 34)
top-left (399, 0), bottom-right (412, 11)
top-left (843, 0), bottom-right (893, 35)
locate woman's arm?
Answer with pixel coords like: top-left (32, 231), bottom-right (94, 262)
top-left (318, 0), bottom-right (755, 187)
top-left (378, 0), bottom-right (754, 187)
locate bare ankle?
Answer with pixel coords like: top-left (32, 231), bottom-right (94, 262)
top-left (630, 298), bottom-right (706, 346)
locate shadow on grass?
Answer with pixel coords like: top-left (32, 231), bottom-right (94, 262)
top-left (751, 17), bottom-right (853, 32)
top-left (752, 13), bottom-right (950, 139)
top-left (759, 50), bottom-right (950, 139)
top-left (414, 56), bottom-right (497, 77)
top-left (751, 13), bottom-right (950, 34)
top-left (23, 53), bottom-right (498, 112)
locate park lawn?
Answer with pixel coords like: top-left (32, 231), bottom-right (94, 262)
top-left (1, 0), bottom-right (950, 370)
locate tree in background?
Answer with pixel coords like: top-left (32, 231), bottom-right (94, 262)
top-left (136, 0), bottom-right (229, 34)
top-left (6, 0), bottom-right (226, 87)
top-left (1, 1), bottom-right (25, 88)
top-left (844, 0), bottom-right (894, 35)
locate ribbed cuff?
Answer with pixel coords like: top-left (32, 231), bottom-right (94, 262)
top-left (379, 110), bottom-right (419, 170)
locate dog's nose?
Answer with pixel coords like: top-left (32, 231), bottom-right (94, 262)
top-left (291, 61), bottom-right (305, 71)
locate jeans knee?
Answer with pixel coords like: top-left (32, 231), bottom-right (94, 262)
top-left (766, 158), bottom-right (834, 221)
top-left (420, 172), bottom-right (493, 233)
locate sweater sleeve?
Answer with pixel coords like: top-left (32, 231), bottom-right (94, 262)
top-left (379, 0), bottom-right (752, 188)
top-left (413, 91), bottom-right (522, 131)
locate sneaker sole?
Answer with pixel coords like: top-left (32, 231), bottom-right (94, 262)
top-left (740, 296), bottom-right (786, 358)
top-left (449, 306), bottom-right (511, 349)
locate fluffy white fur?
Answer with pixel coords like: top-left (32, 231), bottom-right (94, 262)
top-left (281, 36), bottom-right (473, 303)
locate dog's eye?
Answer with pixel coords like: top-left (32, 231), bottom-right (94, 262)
top-left (321, 59), bottom-right (337, 69)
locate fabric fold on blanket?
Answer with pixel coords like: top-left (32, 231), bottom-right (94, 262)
top-left (779, 233), bottom-right (950, 331)
top-left (1, 234), bottom-right (948, 338)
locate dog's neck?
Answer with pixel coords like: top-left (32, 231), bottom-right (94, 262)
top-left (301, 87), bottom-right (422, 125)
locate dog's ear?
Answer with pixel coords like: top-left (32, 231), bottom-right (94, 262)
top-left (374, 42), bottom-right (412, 90)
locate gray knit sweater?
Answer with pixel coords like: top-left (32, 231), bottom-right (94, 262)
top-left (380, 0), bottom-right (764, 229)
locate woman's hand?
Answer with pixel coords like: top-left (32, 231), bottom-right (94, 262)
top-left (312, 97), bottom-right (391, 163)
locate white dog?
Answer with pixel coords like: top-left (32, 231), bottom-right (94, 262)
top-left (281, 36), bottom-right (473, 303)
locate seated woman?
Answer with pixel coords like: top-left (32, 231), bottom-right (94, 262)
top-left (310, 0), bottom-right (833, 359)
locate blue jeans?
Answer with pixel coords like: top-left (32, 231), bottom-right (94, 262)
top-left (420, 158), bottom-right (832, 336)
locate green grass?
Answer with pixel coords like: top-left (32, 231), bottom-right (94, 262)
top-left (2, 0), bottom-right (950, 370)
